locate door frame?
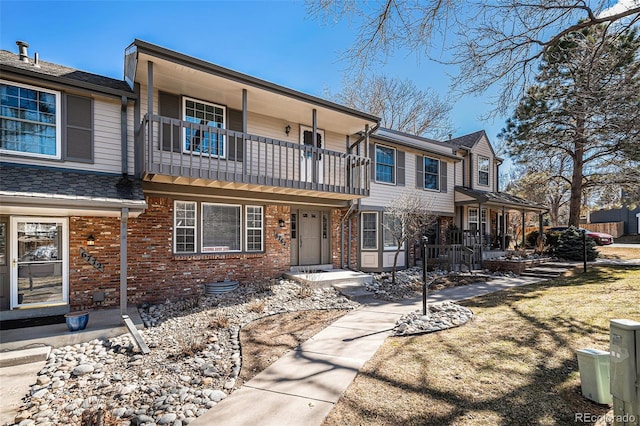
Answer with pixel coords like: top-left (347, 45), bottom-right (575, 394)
top-left (291, 208), bottom-right (331, 266)
top-left (10, 216), bottom-right (69, 309)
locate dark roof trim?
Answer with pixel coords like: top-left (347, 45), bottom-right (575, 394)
top-left (372, 134), bottom-right (461, 161)
top-left (0, 66), bottom-right (136, 100)
top-left (130, 39), bottom-right (379, 123)
top-left (454, 186), bottom-right (548, 212)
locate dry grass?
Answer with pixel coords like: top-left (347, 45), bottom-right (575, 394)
top-left (324, 265), bottom-right (640, 426)
top-left (597, 245), bottom-right (640, 260)
top-left (237, 309), bottom-right (347, 387)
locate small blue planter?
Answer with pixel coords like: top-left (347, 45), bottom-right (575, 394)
top-left (65, 311), bottom-right (89, 332)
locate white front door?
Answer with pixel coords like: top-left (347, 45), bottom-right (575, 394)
top-left (10, 217), bottom-right (68, 308)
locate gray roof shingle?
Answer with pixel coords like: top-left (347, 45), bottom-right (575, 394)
top-left (0, 164), bottom-right (145, 205)
top-left (455, 186), bottom-right (548, 211)
top-left (448, 130), bottom-right (486, 149)
top-left (0, 50), bottom-right (132, 94)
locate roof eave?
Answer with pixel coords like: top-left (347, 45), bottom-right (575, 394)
top-left (0, 65), bottom-right (136, 100)
top-left (131, 39), bottom-right (379, 124)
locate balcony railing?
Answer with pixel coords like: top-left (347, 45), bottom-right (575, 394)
top-left (141, 114), bottom-right (370, 197)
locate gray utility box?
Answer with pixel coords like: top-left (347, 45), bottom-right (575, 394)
top-left (610, 319), bottom-right (640, 426)
top-left (577, 348), bottom-right (612, 404)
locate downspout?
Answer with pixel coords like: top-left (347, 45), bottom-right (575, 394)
top-left (121, 96), bottom-right (129, 177)
top-left (120, 207), bottom-right (129, 317)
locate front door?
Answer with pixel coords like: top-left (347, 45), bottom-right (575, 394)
top-left (10, 217), bottom-right (68, 308)
top-left (299, 211), bottom-right (321, 265)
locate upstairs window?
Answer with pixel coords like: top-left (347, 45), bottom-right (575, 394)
top-left (423, 156), bottom-right (440, 191)
top-left (478, 156), bottom-right (490, 186)
top-left (375, 144), bottom-right (395, 184)
top-left (183, 97), bottom-right (225, 157)
top-left (0, 81), bottom-right (61, 159)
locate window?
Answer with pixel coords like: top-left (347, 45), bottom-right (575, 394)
top-left (383, 214), bottom-right (402, 249)
top-left (173, 201), bottom-right (263, 254)
top-left (202, 204), bottom-right (241, 252)
top-left (423, 156), bottom-right (440, 190)
top-left (361, 212), bottom-right (378, 250)
top-left (478, 156), bottom-right (490, 186)
top-left (174, 201), bottom-right (196, 253)
top-left (183, 97), bottom-right (225, 157)
top-left (291, 213), bottom-right (297, 239)
top-left (468, 208), bottom-right (487, 234)
top-left (0, 81), bottom-right (61, 159)
top-left (375, 145), bottom-right (395, 184)
top-left (245, 206), bottom-right (263, 252)
top-left (468, 208), bottom-right (479, 231)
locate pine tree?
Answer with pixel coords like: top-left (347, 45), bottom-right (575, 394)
top-left (501, 25), bottom-right (640, 226)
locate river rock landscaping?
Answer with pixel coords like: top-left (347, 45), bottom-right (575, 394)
top-left (11, 270), bottom-right (483, 426)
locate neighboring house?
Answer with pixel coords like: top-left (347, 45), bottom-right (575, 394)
top-left (449, 130), bottom-right (547, 255)
top-left (358, 127), bottom-right (461, 272)
top-left (0, 42), bottom-right (144, 321)
top-left (590, 204), bottom-right (640, 235)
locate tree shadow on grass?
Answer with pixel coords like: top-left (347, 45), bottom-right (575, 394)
top-left (324, 267), bottom-right (640, 425)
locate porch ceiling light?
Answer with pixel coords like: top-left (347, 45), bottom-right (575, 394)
top-left (87, 234), bottom-right (95, 246)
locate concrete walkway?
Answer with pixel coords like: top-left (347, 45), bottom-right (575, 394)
top-left (190, 274), bottom-right (550, 426)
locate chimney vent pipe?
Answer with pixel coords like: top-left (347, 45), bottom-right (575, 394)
top-left (16, 41), bottom-right (29, 62)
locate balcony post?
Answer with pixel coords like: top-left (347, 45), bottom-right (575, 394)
top-left (147, 61), bottom-right (154, 167)
top-left (312, 108), bottom-right (317, 186)
top-left (242, 89), bottom-right (247, 178)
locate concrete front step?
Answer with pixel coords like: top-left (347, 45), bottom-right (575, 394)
top-left (0, 346), bottom-right (51, 368)
top-left (283, 269), bottom-right (372, 289)
top-left (520, 271), bottom-right (562, 279)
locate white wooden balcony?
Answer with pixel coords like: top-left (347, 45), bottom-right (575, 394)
top-left (141, 114), bottom-right (370, 199)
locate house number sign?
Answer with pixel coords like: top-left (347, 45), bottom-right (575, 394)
top-left (80, 248), bottom-right (104, 272)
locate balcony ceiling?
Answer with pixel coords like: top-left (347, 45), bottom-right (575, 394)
top-left (135, 52), bottom-right (378, 136)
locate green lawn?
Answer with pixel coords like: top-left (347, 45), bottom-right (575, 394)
top-left (324, 265), bottom-right (640, 426)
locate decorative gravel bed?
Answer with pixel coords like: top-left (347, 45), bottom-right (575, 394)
top-left (12, 268), bottom-right (496, 425)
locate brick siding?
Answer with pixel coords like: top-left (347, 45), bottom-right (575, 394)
top-left (68, 197), bottom-right (291, 310)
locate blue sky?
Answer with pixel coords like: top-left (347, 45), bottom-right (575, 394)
top-left (0, 1), bottom-right (506, 146)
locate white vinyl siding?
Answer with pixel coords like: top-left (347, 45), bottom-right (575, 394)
top-left (471, 136), bottom-right (495, 190)
top-left (368, 151), bottom-right (455, 215)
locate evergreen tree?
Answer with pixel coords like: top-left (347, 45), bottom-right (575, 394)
top-left (553, 227), bottom-right (598, 261)
top-left (501, 25), bottom-right (640, 226)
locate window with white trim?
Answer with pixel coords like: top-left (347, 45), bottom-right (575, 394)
top-left (375, 144), bottom-right (395, 184)
top-left (183, 97), bottom-right (225, 157)
top-left (174, 201), bottom-right (196, 253)
top-left (361, 212), bottom-right (378, 250)
top-left (423, 156), bottom-right (440, 191)
top-left (202, 204), bottom-right (241, 252)
top-left (173, 201), bottom-right (263, 254)
top-left (478, 156), bottom-right (490, 186)
top-left (245, 206), bottom-right (264, 252)
top-left (468, 208), bottom-right (487, 233)
top-left (0, 80), bottom-right (61, 159)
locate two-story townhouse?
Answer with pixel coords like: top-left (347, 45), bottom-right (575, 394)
top-left (123, 40), bottom-right (378, 301)
top-left (357, 127), bottom-right (462, 272)
top-left (448, 130), bottom-right (547, 253)
top-left (0, 42), bottom-right (145, 321)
